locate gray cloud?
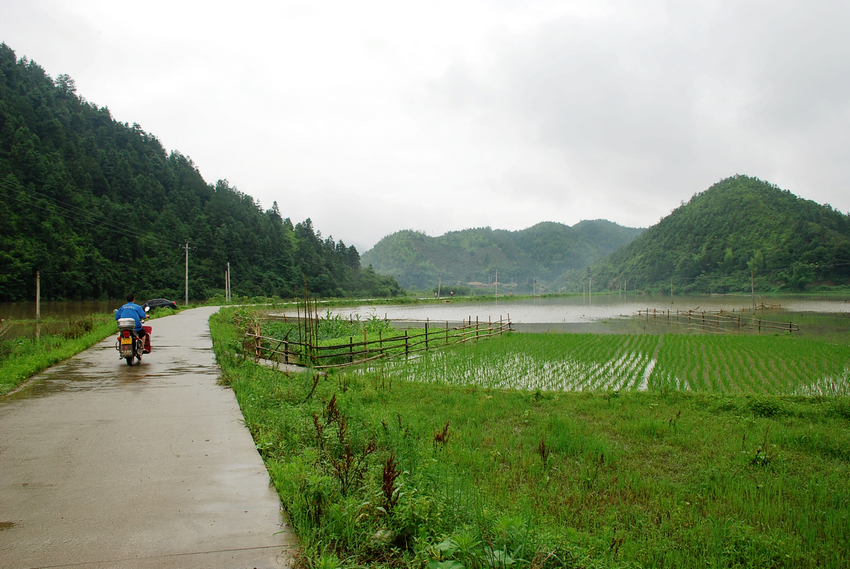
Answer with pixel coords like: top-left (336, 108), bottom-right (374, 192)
top-left (431, 0), bottom-right (850, 215)
top-left (3, 1), bottom-right (849, 251)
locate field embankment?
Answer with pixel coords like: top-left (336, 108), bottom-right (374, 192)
top-left (210, 308), bottom-right (850, 568)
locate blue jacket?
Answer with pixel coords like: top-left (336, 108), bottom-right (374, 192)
top-left (115, 302), bottom-right (146, 331)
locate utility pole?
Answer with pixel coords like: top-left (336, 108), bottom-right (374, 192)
top-left (36, 270), bottom-right (40, 340)
top-left (35, 270), bottom-right (40, 323)
top-left (226, 261), bottom-right (231, 302)
top-left (589, 277), bottom-right (592, 303)
top-left (671, 278), bottom-right (674, 304)
top-left (181, 240), bottom-right (190, 306)
top-left (495, 269), bottom-right (498, 298)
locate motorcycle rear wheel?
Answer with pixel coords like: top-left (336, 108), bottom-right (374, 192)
top-left (125, 356), bottom-right (134, 366)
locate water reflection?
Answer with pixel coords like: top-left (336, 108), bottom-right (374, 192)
top-left (0, 300), bottom-right (120, 320)
top-left (0, 298), bottom-right (199, 320)
top-left (3, 341), bottom-right (220, 401)
top-left (269, 294), bottom-right (850, 325)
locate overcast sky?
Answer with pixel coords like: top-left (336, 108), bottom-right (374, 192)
top-left (3, 1), bottom-right (849, 251)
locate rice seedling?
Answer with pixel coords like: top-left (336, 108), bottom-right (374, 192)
top-left (209, 309), bottom-right (850, 568)
top-left (378, 332), bottom-right (850, 396)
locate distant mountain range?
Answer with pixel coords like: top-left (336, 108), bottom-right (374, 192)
top-left (578, 175), bottom-right (850, 293)
top-left (361, 220), bottom-right (644, 291)
top-left (364, 175), bottom-right (850, 295)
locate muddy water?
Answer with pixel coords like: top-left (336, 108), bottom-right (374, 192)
top-left (0, 299), bottom-right (191, 339)
top-left (0, 300), bottom-right (120, 320)
top-left (0, 298), bottom-right (198, 320)
top-left (268, 294), bottom-right (850, 334)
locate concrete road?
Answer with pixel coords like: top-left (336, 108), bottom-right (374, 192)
top-left (0, 306), bottom-right (297, 568)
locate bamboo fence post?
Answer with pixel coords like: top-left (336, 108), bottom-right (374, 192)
top-left (349, 336), bottom-right (353, 363)
top-left (445, 321), bottom-right (449, 345)
top-left (296, 300), bottom-right (301, 345)
top-left (405, 330), bottom-right (409, 359)
top-left (476, 316), bottom-right (479, 340)
top-left (425, 318), bottom-right (429, 351)
top-left (363, 329), bottom-right (367, 362)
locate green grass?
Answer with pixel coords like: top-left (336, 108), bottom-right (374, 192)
top-left (0, 314), bottom-right (117, 395)
top-left (0, 308), bottom-right (179, 395)
top-left (379, 333), bottom-right (850, 396)
top-left (210, 309), bottom-right (850, 568)
top-left (254, 309), bottom-right (505, 368)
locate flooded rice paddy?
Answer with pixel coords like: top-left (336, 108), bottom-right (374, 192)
top-left (5, 295), bottom-right (849, 395)
top-left (370, 332), bottom-right (850, 395)
top-left (293, 295), bottom-right (850, 395)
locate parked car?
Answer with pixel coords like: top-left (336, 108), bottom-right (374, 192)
top-left (141, 298), bottom-right (179, 312)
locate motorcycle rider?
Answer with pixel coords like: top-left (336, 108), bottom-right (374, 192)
top-left (115, 294), bottom-right (150, 353)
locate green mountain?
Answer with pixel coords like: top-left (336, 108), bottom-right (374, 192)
top-left (0, 43), bottom-right (400, 301)
top-left (361, 220), bottom-right (644, 291)
top-left (578, 175), bottom-right (850, 294)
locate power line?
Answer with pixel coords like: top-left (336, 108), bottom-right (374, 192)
top-left (0, 176), bottom-right (270, 258)
top-left (0, 179), bottom-right (176, 248)
top-left (0, 178), bottom-right (152, 239)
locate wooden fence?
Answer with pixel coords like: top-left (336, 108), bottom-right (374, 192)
top-left (246, 316), bottom-right (513, 369)
top-left (636, 308), bottom-right (800, 334)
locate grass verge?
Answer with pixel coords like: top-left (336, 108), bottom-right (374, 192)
top-left (0, 314), bottom-right (117, 395)
top-left (210, 308), bottom-right (850, 569)
top-left (0, 309), bottom-right (177, 396)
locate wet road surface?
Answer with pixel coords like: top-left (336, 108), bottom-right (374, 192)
top-left (0, 306), bottom-right (297, 568)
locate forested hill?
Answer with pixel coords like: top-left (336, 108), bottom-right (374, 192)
top-left (361, 220), bottom-right (643, 291)
top-left (577, 175), bottom-right (850, 294)
top-left (0, 43), bottom-right (400, 301)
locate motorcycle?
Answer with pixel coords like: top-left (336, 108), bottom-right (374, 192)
top-left (115, 307), bottom-right (152, 366)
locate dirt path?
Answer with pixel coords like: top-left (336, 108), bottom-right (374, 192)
top-left (0, 306), bottom-right (297, 568)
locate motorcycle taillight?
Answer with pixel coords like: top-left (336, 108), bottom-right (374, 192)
top-left (122, 331), bottom-right (130, 338)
